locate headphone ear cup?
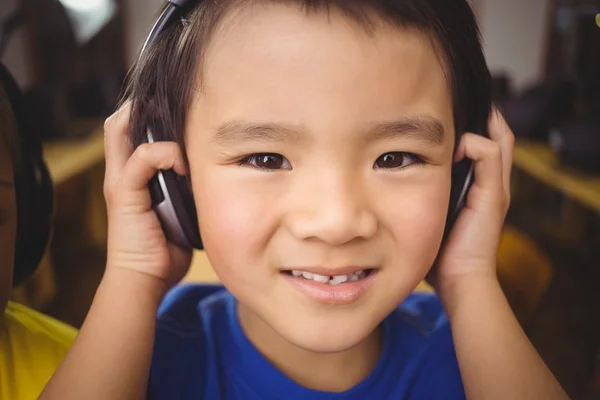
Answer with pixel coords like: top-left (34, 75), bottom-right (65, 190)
top-left (445, 157), bottom-right (475, 239)
top-left (0, 63), bottom-right (55, 286)
top-left (145, 130), bottom-right (202, 250)
top-left (163, 170), bottom-right (202, 249)
top-left (13, 155), bottom-right (55, 286)
top-left (150, 169), bottom-right (202, 250)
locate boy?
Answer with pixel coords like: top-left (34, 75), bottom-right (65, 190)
top-left (42, 0), bottom-right (568, 398)
top-left (0, 64), bottom-right (78, 400)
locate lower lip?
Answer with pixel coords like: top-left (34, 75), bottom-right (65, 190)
top-left (283, 271), bottom-right (377, 305)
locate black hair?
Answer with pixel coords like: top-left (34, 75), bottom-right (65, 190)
top-left (122, 0), bottom-right (491, 157)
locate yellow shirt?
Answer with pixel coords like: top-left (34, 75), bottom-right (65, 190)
top-left (0, 301), bottom-right (77, 400)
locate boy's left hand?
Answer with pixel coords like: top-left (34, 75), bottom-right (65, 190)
top-left (434, 107), bottom-right (514, 298)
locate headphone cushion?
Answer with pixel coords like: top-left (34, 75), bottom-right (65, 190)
top-left (0, 63), bottom-right (55, 286)
top-left (13, 156), bottom-right (54, 285)
top-left (161, 170), bottom-right (202, 249)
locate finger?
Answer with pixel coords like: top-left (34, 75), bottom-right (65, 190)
top-left (488, 106), bottom-right (515, 203)
top-left (104, 101), bottom-right (133, 190)
top-left (119, 142), bottom-right (187, 193)
top-left (454, 133), bottom-right (503, 197)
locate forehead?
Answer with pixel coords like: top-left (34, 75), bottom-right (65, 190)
top-left (194, 2), bottom-right (453, 139)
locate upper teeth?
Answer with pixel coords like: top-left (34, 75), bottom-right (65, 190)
top-left (291, 270), bottom-right (367, 285)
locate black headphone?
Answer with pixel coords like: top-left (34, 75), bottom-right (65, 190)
top-left (141, 0), bottom-right (478, 250)
top-left (0, 63), bottom-right (55, 286)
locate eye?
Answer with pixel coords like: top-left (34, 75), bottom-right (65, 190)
top-left (374, 152), bottom-right (424, 170)
top-left (239, 153), bottom-right (292, 171)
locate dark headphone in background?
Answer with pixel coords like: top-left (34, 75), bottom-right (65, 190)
top-left (140, 0), bottom-right (479, 250)
top-left (0, 63), bottom-right (55, 286)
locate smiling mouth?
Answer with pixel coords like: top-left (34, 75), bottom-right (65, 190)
top-left (282, 269), bottom-right (375, 285)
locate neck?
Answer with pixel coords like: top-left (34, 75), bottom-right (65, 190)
top-left (237, 302), bottom-right (383, 392)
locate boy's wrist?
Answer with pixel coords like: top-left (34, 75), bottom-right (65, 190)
top-left (438, 270), bottom-right (501, 319)
top-left (102, 266), bottom-right (170, 309)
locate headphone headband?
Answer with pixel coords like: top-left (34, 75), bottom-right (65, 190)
top-left (170, 0), bottom-right (195, 7)
top-left (141, 0), bottom-right (199, 55)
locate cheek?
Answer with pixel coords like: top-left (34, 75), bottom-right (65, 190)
top-left (191, 168), bottom-right (279, 282)
top-left (379, 171), bottom-right (451, 268)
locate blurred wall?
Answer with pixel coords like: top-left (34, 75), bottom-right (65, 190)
top-left (478, 0), bottom-right (552, 91)
top-left (123, 0), bottom-right (551, 92)
top-left (2, 0), bottom-right (552, 93)
top-left (124, 0), bottom-right (163, 66)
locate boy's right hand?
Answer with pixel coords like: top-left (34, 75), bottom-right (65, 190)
top-left (103, 103), bottom-right (193, 291)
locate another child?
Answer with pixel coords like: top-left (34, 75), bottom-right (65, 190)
top-left (0, 63), bottom-right (78, 400)
top-left (42, 1), bottom-right (568, 399)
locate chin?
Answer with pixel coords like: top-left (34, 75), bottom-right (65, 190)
top-left (274, 313), bottom-right (382, 354)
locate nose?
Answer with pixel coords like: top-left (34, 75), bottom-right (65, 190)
top-left (285, 170), bottom-right (378, 246)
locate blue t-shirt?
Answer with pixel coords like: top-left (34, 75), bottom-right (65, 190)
top-left (148, 284), bottom-right (465, 399)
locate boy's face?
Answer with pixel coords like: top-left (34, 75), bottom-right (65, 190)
top-left (0, 138), bottom-right (17, 310)
top-left (186, 4), bottom-right (455, 351)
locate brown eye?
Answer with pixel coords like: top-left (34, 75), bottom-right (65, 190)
top-left (257, 154), bottom-right (283, 169)
top-left (375, 153), bottom-right (405, 169)
top-left (374, 152), bottom-right (423, 170)
top-left (242, 153), bottom-right (292, 171)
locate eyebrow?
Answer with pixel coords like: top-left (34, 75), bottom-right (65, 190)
top-left (213, 121), bottom-right (303, 145)
top-left (369, 116), bottom-right (445, 144)
top-left (212, 115), bottom-right (445, 145)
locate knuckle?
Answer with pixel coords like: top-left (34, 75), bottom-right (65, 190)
top-left (135, 143), bottom-right (153, 161)
top-left (103, 184), bottom-right (116, 203)
top-left (486, 141), bottom-right (502, 160)
top-left (104, 112), bottom-right (121, 132)
top-left (104, 182), bottom-right (128, 208)
top-left (103, 176), bottom-right (112, 199)
top-left (506, 131), bottom-right (516, 148)
top-left (103, 116), bottom-right (114, 133)
top-left (507, 128), bottom-right (515, 142)
top-left (166, 142), bottom-right (181, 156)
top-left (104, 103), bottom-right (130, 132)
top-left (462, 132), bottom-right (477, 142)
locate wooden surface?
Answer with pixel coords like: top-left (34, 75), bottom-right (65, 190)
top-left (183, 251), bottom-right (221, 283)
top-left (42, 122), bottom-right (105, 185)
top-left (513, 140), bottom-right (600, 214)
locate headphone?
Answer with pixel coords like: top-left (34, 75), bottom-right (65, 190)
top-left (141, 0), bottom-right (478, 250)
top-left (0, 63), bottom-right (55, 286)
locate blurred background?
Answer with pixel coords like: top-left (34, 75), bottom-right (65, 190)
top-left (1, 0), bottom-right (599, 398)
